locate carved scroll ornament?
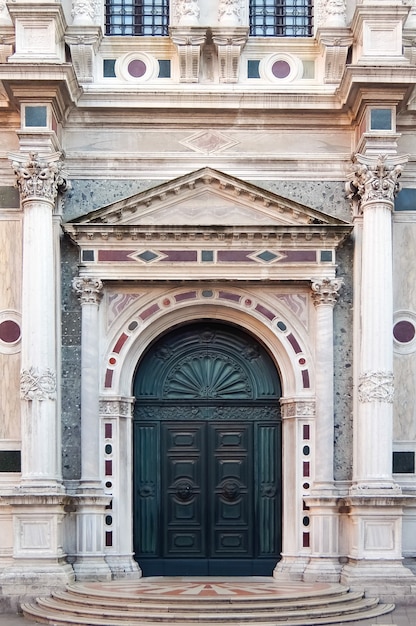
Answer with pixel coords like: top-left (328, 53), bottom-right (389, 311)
top-left (218, 0), bottom-right (241, 24)
top-left (12, 153), bottom-right (69, 203)
top-left (72, 276), bottom-right (103, 305)
top-left (311, 277), bottom-right (343, 307)
top-left (20, 367), bottom-right (57, 401)
top-left (358, 371), bottom-right (394, 403)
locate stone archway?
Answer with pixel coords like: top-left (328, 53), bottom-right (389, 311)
top-left (132, 320), bottom-right (282, 576)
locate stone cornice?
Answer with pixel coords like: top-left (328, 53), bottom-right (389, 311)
top-left (65, 223), bottom-right (352, 248)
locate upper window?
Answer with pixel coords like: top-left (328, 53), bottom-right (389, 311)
top-left (249, 0), bottom-right (313, 37)
top-left (105, 0), bottom-right (169, 36)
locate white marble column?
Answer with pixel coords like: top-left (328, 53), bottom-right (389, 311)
top-left (311, 277), bottom-right (342, 489)
top-left (348, 154), bottom-right (405, 492)
top-left (72, 276), bottom-right (103, 491)
top-left (12, 152), bottom-right (68, 491)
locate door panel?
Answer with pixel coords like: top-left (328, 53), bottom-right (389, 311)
top-left (163, 423), bottom-right (205, 557)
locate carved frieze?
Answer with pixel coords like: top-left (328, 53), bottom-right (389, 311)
top-left (358, 371), bottom-right (394, 403)
top-left (20, 367), bottom-right (57, 401)
top-left (175, 0), bottom-right (200, 25)
top-left (12, 152), bottom-right (69, 203)
top-left (72, 276), bottom-right (103, 305)
top-left (99, 400), bottom-right (132, 416)
top-left (280, 400), bottom-right (315, 418)
top-left (311, 278), bottom-right (343, 307)
top-left (218, 0), bottom-right (241, 25)
top-left (346, 154), bottom-right (404, 209)
top-left (71, 0), bottom-right (98, 24)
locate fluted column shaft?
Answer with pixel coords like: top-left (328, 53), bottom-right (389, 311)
top-left (12, 152), bottom-right (67, 490)
top-left (311, 278), bottom-right (342, 487)
top-left (73, 276), bottom-right (103, 490)
top-left (347, 153), bottom-right (405, 490)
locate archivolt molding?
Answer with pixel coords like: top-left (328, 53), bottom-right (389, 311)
top-left (101, 287), bottom-right (315, 399)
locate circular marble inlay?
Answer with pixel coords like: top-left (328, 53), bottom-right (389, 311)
top-left (0, 319), bottom-right (20, 343)
top-left (393, 320), bottom-right (415, 343)
top-left (272, 60), bottom-right (291, 79)
top-left (109, 357), bottom-right (117, 365)
top-left (128, 321), bottom-right (139, 331)
top-left (128, 59), bottom-right (147, 78)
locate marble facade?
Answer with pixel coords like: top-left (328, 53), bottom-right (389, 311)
top-left (1, 0), bottom-right (416, 609)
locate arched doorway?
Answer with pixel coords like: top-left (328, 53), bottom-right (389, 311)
top-left (133, 321), bottom-right (282, 576)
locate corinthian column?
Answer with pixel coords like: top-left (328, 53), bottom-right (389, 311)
top-left (12, 152), bottom-right (68, 491)
top-left (72, 276), bottom-right (103, 490)
top-left (311, 277), bottom-right (342, 488)
top-left (347, 153), bottom-right (405, 492)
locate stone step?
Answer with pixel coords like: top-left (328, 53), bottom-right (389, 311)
top-left (49, 587), bottom-right (366, 610)
top-left (21, 578), bottom-right (395, 626)
top-left (21, 601), bottom-right (396, 626)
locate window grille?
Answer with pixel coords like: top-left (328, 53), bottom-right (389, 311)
top-left (249, 0), bottom-right (313, 37)
top-left (105, 0), bottom-right (169, 36)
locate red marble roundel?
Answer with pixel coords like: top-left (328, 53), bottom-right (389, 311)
top-left (393, 320), bottom-right (415, 343)
top-left (0, 320), bottom-right (21, 343)
top-left (128, 59), bottom-right (147, 78)
top-left (272, 60), bottom-right (291, 79)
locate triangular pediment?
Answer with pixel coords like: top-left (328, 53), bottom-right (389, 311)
top-left (67, 167), bottom-right (349, 228)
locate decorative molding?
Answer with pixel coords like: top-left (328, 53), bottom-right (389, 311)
top-left (346, 154), bottom-right (405, 209)
top-left (311, 277), bottom-right (343, 307)
top-left (175, 0), bottom-right (200, 26)
top-left (11, 152), bottom-right (69, 203)
top-left (72, 276), bottom-right (103, 305)
top-left (280, 400), bottom-right (315, 418)
top-left (20, 367), bottom-right (57, 401)
top-left (135, 405), bottom-right (280, 421)
top-left (358, 371), bottom-right (394, 403)
top-left (218, 0), bottom-right (242, 25)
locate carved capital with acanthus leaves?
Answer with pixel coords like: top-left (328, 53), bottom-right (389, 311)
top-left (11, 152), bottom-right (69, 203)
top-left (358, 371), bottom-right (394, 404)
top-left (311, 277), bottom-right (343, 307)
top-left (346, 153), bottom-right (406, 212)
top-left (72, 276), bottom-right (103, 305)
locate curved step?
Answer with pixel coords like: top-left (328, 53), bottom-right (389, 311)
top-left (21, 578), bottom-right (395, 626)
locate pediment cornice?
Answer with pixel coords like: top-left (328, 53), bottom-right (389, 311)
top-left (66, 167), bottom-right (350, 230)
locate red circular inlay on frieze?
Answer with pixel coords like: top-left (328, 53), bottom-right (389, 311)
top-left (0, 320), bottom-right (21, 343)
top-left (272, 60), bottom-right (291, 79)
top-left (128, 59), bottom-right (146, 78)
top-left (393, 320), bottom-right (415, 343)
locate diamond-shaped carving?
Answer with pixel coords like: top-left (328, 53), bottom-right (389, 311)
top-left (180, 130), bottom-right (239, 154)
top-left (248, 250), bottom-right (284, 264)
top-left (130, 250), bottom-right (167, 263)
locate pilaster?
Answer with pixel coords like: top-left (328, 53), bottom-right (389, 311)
top-left (274, 398), bottom-right (315, 581)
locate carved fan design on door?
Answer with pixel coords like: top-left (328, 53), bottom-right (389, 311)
top-left (163, 353), bottom-right (253, 399)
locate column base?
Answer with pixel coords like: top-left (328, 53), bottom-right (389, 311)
top-left (0, 561), bottom-right (74, 610)
top-left (303, 557), bottom-right (342, 582)
top-left (273, 555), bottom-right (310, 581)
top-left (73, 556), bottom-right (112, 582)
top-left (341, 559), bottom-right (416, 601)
top-left (105, 555), bottom-right (142, 579)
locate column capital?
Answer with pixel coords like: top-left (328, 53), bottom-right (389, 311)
top-left (311, 277), bottom-right (343, 307)
top-left (73, 276), bottom-right (103, 305)
top-left (346, 153), bottom-right (406, 211)
top-left (11, 152), bottom-right (69, 204)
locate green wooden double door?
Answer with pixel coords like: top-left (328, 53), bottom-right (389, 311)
top-left (133, 322), bottom-right (282, 576)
